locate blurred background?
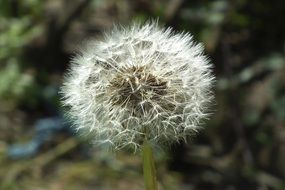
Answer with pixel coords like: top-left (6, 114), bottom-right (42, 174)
top-left (0, 0), bottom-right (285, 189)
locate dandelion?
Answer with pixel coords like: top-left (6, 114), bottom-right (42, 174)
top-left (61, 21), bottom-right (214, 190)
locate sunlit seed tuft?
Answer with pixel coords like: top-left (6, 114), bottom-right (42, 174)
top-left (61, 21), bottom-right (215, 151)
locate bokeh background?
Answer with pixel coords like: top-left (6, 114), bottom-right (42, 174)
top-left (1, 0), bottom-right (285, 189)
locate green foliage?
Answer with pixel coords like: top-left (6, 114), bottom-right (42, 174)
top-left (0, 0), bottom-right (43, 109)
top-left (0, 61), bottom-right (34, 104)
top-left (0, 17), bottom-right (42, 60)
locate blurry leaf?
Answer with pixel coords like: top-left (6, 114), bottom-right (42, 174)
top-left (0, 60), bottom-right (35, 109)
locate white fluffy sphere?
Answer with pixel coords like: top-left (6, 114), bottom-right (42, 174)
top-left (61, 22), bottom-right (214, 150)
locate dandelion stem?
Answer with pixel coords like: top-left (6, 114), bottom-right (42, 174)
top-left (142, 139), bottom-right (158, 190)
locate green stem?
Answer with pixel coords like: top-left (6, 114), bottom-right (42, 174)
top-left (142, 139), bottom-right (158, 190)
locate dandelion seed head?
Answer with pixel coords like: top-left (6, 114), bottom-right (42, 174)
top-left (61, 21), bottom-right (214, 150)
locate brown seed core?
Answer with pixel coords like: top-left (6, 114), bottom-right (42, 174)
top-left (108, 66), bottom-right (167, 114)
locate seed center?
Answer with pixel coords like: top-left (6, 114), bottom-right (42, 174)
top-left (108, 66), bottom-right (167, 113)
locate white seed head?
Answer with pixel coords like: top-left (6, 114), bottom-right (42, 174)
top-left (61, 21), bottom-right (214, 150)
